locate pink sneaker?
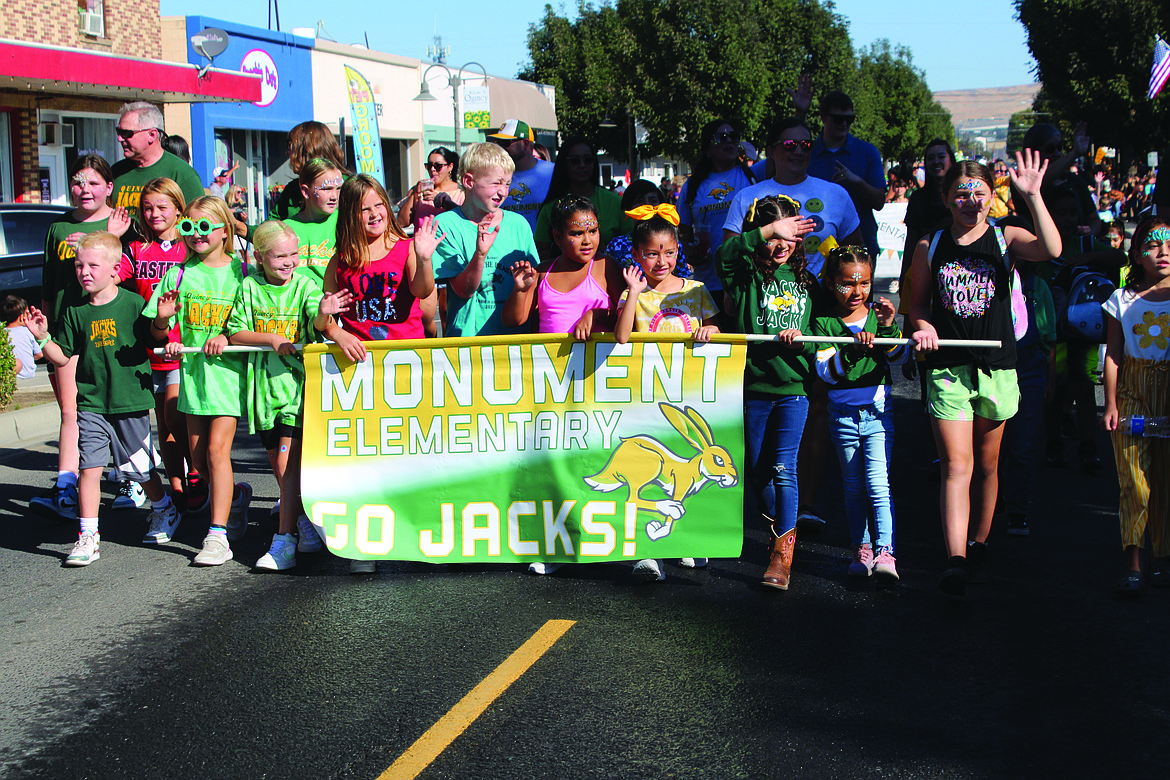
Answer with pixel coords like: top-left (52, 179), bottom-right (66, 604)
top-left (873, 546), bottom-right (899, 584)
top-left (848, 544), bottom-right (874, 577)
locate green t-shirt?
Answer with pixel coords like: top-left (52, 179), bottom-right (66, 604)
top-left (534, 186), bottom-right (624, 249)
top-left (42, 213), bottom-right (115, 326)
top-left (111, 151), bottom-right (205, 223)
top-left (285, 210), bottom-right (338, 285)
top-left (55, 288), bottom-right (154, 414)
top-left (144, 258), bottom-right (248, 417)
top-left (226, 274), bottom-right (324, 432)
top-left (433, 207), bottom-right (539, 337)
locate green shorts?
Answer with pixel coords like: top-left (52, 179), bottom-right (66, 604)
top-left (926, 365), bottom-right (1020, 422)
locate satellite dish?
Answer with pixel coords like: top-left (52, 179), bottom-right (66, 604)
top-left (191, 28), bottom-right (230, 62)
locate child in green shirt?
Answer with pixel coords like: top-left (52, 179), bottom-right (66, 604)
top-left (26, 232), bottom-right (178, 567)
top-left (226, 220), bottom-right (344, 570)
top-left (286, 158), bottom-right (344, 286)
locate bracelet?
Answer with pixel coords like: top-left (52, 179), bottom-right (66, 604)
top-left (36, 336), bottom-right (51, 349)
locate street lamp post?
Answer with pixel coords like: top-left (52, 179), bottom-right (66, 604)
top-left (413, 61), bottom-right (488, 155)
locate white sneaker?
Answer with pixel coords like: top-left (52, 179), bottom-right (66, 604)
top-left (142, 502), bottom-right (181, 544)
top-left (527, 562), bottom-right (563, 575)
top-left (296, 514), bottom-right (324, 553)
top-left (349, 559), bottom-right (376, 574)
top-left (633, 558), bottom-right (665, 582)
top-left (193, 532), bottom-right (232, 566)
top-left (65, 532), bottom-right (100, 567)
top-left (226, 482), bottom-right (252, 542)
top-left (112, 480), bottom-right (146, 510)
top-left (256, 534), bottom-right (297, 571)
top-left (678, 557), bottom-right (708, 568)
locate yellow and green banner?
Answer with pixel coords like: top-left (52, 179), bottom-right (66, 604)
top-left (302, 334), bottom-right (746, 564)
top-left (344, 65), bottom-right (384, 181)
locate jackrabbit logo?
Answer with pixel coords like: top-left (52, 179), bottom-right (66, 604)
top-left (583, 402), bottom-right (738, 541)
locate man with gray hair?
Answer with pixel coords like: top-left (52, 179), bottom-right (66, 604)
top-left (111, 101), bottom-right (205, 221)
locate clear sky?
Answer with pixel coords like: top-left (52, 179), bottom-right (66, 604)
top-left (160, 0), bottom-right (1037, 92)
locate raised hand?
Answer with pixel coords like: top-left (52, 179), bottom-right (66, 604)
top-left (318, 290), bottom-right (353, 318)
top-left (107, 207), bottom-right (132, 238)
top-left (24, 307), bottom-right (48, 340)
top-left (475, 211), bottom-right (501, 257)
top-left (510, 260), bottom-right (538, 292)
top-left (874, 296), bottom-right (896, 327)
top-left (1010, 148), bottom-right (1049, 200)
top-left (154, 289), bottom-right (179, 321)
top-left (787, 73), bottom-right (813, 116)
top-left (413, 215), bottom-right (446, 261)
top-left (768, 216), bottom-right (817, 243)
top-left (622, 264), bottom-right (648, 296)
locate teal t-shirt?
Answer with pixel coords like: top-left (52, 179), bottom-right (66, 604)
top-left (433, 207), bottom-right (539, 337)
top-left (226, 274), bottom-right (323, 432)
top-left (144, 258), bottom-right (248, 417)
top-left (286, 210), bottom-right (338, 286)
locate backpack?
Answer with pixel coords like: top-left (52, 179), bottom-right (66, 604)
top-left (1051, 265), bottom-right (1116, 343)
top-left (928, 226), bottom-right (1028, 341)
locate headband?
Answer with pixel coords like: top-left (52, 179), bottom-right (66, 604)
top-left (624, 203), bottom-right (680, 226)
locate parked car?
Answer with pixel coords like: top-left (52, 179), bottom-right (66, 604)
top-left (0, 203), bottom-right (71, 304)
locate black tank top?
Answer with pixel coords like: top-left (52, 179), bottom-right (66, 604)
top-left (927, 226), bottom-right (1016, 370)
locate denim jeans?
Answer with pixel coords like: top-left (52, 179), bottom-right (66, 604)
top-left (744, 394), bottom-right (809, 534)
top-left (829, 397), bottom-right (895, 550)
top-left (1000, 342), bottom-right (1047, 516)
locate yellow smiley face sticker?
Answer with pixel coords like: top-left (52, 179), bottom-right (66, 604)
top-left (806, 198), bottom-right (824, 213)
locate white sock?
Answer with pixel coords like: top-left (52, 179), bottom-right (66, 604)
top-left (79, 517), bottom-right (98, 535)
top-left (57, 471), bottom-right (78, 489)
top-left (152, 494), bottom-right (172, 511)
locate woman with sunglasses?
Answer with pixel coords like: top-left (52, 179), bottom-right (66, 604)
top-left (677, 119), bottom-right (758, 304)
top-left (397, 146), bottom-right (464, 229)
top-left (534, 136), bottom-right (623, 259)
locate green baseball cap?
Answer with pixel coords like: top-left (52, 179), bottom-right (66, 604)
top-left (488, 119), bottom-right (535, 142)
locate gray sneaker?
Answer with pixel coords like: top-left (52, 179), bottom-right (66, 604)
top-left (226, 482), bottom-right (253, 542)
top-left (65, 532), bottom-right (100, 567)
top-left (296, 514), bottom-right (324, 553)
top-left (142, 503), bottom-right (181, 544)
top-left (193, 532), bottom-right (232, 566)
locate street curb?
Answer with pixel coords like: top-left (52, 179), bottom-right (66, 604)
top-left (0, 401), bottom-right (59, 449)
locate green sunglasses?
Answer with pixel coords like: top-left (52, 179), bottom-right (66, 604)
top-left (177, 217), bottom-right (225, 236)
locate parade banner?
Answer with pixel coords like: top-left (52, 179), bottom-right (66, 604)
top-left (301, 335), bottom-right (746, 564)
top-left (344, 65), bottom-right (384, 181)
top-left (874, 201), bottom-right (907, 281)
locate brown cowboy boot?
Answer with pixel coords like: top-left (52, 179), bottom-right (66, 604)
top-left (762, 526), bottom-right (797, 590)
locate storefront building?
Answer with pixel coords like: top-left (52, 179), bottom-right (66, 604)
top-left (162, 17), bottom-right (312, 224)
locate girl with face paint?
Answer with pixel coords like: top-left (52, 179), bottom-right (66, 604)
top-left (908, 150), bottom-right (1062, 598)
top-left (812, 247), bottom-right (909, 584)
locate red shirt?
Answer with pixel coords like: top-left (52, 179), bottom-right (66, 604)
top-left (335, 238), bottom-right (423, 341)
top-left (119, 239), bottom-right (187, 370)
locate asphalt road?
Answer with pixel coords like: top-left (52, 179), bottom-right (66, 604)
top-left (0, 373), bottom-right (1166, 779)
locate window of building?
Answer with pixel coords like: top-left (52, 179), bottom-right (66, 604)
top-left (78, 1), bottom-right (105, 38)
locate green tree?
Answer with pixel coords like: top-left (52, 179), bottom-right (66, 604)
top-left (1015, 0), bottom-right (1170, 172)
top-left (848, 40), bottom-right (954, 164)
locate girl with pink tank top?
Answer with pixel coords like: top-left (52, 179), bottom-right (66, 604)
top-left (502, 195), bottom-right (619, 339)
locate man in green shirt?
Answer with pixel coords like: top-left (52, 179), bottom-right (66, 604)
top-left (111, 102), bottom-right (205, 226)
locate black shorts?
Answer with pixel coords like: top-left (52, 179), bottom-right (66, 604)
top-left (259, 423), bottom-right (302, 451)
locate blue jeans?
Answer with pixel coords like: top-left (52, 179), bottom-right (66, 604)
top-left (829, 397), bottom-right (895, 550)
top-left (744, 395), bottom-right (809, 534)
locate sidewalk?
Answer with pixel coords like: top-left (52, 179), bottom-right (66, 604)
top-left (0, 369), bottom-right (59, 448)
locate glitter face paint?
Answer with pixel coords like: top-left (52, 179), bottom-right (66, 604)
top-left (568, 219), bottom-right (598, 230)
top-left (851, 269), bottom-right (863, 280)
top-left (1147, 227), bottom-right (1170, 243)
top-left (314, 177), bottom-right (343, 195)
top-left (834, 284), bottom-right (851, 297)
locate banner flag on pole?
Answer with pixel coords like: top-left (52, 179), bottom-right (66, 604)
top-left (301, 334), bottom-right (747, 564)
top-left (344, 65), bottom-right (385, 182)
top-left (1150, 34), bottom-right (1170, 99)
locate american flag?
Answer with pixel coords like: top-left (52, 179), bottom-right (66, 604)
top-left (1150, 34), bottom-right (1170, 99)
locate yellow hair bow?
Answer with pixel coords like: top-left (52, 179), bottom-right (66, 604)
top-left (817, 235), bottom-right (840, 258)
top-left (624, 203), bottom-right (680, 226)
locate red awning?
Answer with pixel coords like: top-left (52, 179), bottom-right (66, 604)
top-left (0, 38), bottom-right (261, 103)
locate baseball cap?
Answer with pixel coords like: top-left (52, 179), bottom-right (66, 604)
top-left (489, 119), bottom-right (535, 142)
top-left (213, 166), bottom-right (230, 178)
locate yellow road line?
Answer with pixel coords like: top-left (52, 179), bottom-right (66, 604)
top-left (378, 619), bottom-right (576, 780)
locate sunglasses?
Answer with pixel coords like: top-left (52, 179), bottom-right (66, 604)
top-left (177, 217), bottom-right (226, 236)
top-left (564, 154), bottom-right (596, 166)
top-left (424, 161), bottom-right (449, 170)
top-left (711, 131), bottom-right (740, 145)
top-left (825, 113), bottom-right (855, 126)
top-left (778, 139), bottom-right (813, 152)
top-left (115, 127), bottom-right (155, 140)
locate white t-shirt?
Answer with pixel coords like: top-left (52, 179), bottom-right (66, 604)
top-left (677, 167), bottom-right (755, 291)
top-left (7, 324), bottom-right (39, 380)
top-left (724, 177), bottom-right (861, 279)
top-left (502, 159), bottom-right (555, 232)
top-left (1102, 288), bottom-right (1170, 361)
